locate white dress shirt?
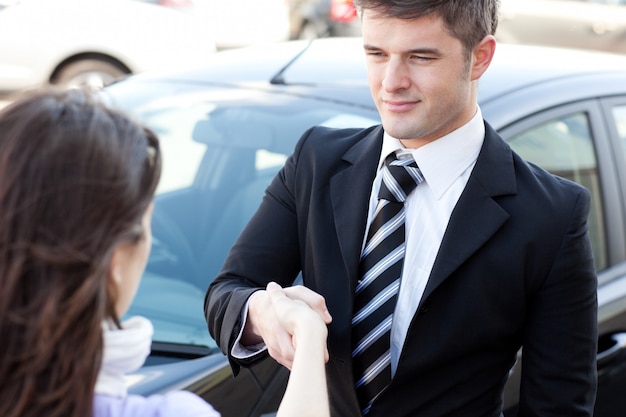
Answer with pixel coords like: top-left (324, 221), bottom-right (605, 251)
top-left (232, 107), bottom-right (485, 363)
top-left (369, 108), bottom-right (485, 375)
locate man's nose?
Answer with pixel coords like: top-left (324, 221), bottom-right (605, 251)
top-left (382, 58), bottom-right (411, 92)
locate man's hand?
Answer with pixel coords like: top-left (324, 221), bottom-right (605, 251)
top-left (243, 282), bottom-right (332, 369)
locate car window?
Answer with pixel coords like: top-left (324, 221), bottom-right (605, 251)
top-left (612, 104), bottom-right (626, 156)
top-left (506, 112), bottom-right (607, 272)
top-left (112, 85), bottom-right (380, 350)
top-left (140, 101), bottom-right (215, 193)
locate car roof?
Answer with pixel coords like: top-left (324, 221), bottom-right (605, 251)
top-left (282, 37), bottom-right (626, 91)
top-left (120, 36), bottom-right (626, 127)
top-left (139, 37), bottom-right (626, 89)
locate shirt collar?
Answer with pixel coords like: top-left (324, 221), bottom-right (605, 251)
top-left (380, 106), bottom-right (485, 199)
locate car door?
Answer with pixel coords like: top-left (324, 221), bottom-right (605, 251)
top-left (593, 96), bottom-right (626, 417)
top-left (497, 98), bottom-right (626, 416)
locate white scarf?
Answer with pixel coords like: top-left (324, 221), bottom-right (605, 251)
top-left (95, 316), bottom-right (153, 397)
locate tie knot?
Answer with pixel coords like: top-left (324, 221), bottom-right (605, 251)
top-left (378, 152), bottom-right (423, 203)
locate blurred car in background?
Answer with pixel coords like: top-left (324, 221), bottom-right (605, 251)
top-left (0, 0), bottom-right (216, 93)
top-left (289, 0), bottom-right (360, 39)
top-left (497, 0), bottom-right (626, 54)
top-left (101, 37), bottom-right (626, 417)
top-left (196, 0), bottom-right (290, 49)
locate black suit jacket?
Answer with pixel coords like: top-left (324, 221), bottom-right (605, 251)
top-left (205, 122), bottom-right (598, 417)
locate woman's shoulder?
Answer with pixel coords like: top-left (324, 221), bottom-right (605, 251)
top-left (94, 391), bottom-right (220, 417)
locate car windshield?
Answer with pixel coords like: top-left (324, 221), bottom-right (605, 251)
top-left (102, 81), bottom-right (379, 349)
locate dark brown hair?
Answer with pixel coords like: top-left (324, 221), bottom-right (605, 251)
top-left (354, 0), bottom-right (500, 56)
top-left (0, 88), bottom-right (161, 417)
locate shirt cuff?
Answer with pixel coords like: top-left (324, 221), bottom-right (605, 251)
top-left (231, 296), bottom-right (268, 359)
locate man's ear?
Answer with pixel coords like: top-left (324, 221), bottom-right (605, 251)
top-left (471, 35), bottom-right (496, 81)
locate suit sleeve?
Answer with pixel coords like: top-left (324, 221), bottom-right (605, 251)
top-left (204, 128), bottom-right (314, 373)
top-left (518, 185), bottom-right (598, 416)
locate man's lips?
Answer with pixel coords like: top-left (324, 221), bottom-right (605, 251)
top-left (382, 99), bottom-right (420, 112)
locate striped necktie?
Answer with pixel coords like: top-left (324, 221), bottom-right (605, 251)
top-left (351, 151), bottom-right (423, 414)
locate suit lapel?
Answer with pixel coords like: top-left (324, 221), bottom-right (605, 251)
top-left (330, 126), bottom-right (384, 289)
top-left (421, 124), bottom-right (518, 304)
top-left (326, 123), bottom-right (518, 307)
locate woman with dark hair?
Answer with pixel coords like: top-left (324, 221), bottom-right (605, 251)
top-left (0, 88), bottom-right (330, 417)
top-left (0, 88), bottom-right (218, 417)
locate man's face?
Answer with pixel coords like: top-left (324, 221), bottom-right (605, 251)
top-left (361, 11), bottom-right (477, 148)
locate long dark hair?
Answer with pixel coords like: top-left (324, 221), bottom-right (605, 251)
top-left (0, 88), bottom-right (161, 417)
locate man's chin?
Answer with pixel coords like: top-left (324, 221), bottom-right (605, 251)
top-left (380, 123), bottom-right (420, 141)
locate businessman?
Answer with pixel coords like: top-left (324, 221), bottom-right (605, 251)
top-left (205, 1), bottom-right (598, 416)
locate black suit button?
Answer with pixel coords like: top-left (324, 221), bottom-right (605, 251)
top-left (419, 304), bottom-right (429, 314)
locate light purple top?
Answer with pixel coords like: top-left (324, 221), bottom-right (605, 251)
top-left (94, 391), bottom-right (221, 417)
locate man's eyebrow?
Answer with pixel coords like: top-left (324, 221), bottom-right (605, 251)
top-left (363, 44), bottom-right (379, 51)
top-left (408, 48), bottom-right (442, 56)
top-left (363, 44), bottom-right (442, 56)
